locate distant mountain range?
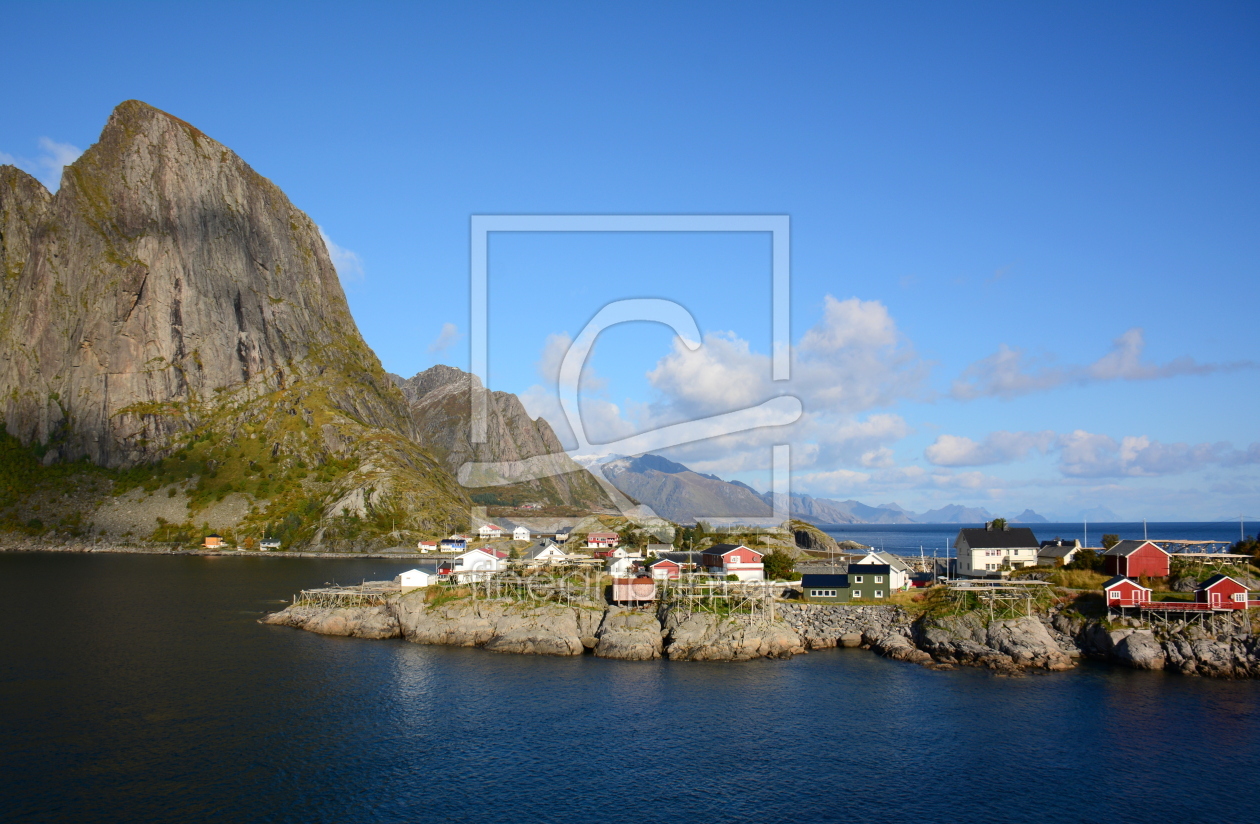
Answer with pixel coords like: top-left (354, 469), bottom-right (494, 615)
top-left (597, 453), bottom-right (1050, 526)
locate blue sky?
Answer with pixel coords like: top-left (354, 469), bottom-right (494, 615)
top-left (2, 1), bottom-right (1258, 520)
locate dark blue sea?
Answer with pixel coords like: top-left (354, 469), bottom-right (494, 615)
top-left (3, 550), bottom-right (1260, 823)
top-left (820, 521), bottom-right (1254, 559)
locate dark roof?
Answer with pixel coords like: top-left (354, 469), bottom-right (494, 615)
top-left (1038, 545), bottom-right (1078, 559)
top-left (956, 527), bottom-right (1039, 549)
top-left (1103, 575), bottom-right (1149, 590)
top-left (1200, 573), bottom-right (1244, 590)
top-left (1039, 539), bottom-right (1080, 549)
top-left (659, 551), bottom-right (703, 563)
top-left (1101, 539), bottom-right (1168, 558)
top-left (846, 564), bottom-right (891, 575)
top-left (801, 574), bottom-right (849, 588)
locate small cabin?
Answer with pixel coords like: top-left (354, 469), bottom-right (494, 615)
top-left (1102, 540), bottom-right (1170, 578)
top-left (440, 536), bottom-right (468, 551)
top-left (513, 526), bottom-right (531, 542)
top-left (612, 576), bottom-right (656, 604)
top-left (1103, 576), bottom-right (1151, 608)
top-left (417, 541), bottom-right (437, 553)
top-left (397, 569), bottom-right (434, 590)
top-left (1196, 574), bottom-right (1250, 610)
top-left (259, 539), bottom-right (281, 551)
top-left (203, 534), bottom-right (223, 549)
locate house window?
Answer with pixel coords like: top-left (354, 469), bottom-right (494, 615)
top-left (1234, 593), bottom-right (1246, 602)
top-left (1109, 591), bottom-right (1120, 599)
top-left (854, 576), bottom-right (863, 583)
top-left (811, 589), bottom-right (836, 597)
top-left (874, 591), bottom-right (884, 598)
top-left (729, 555), bottom-right (740, 563)
top-left (852, 590), bottom-right (861, 598)
top-left (875, 576), bottom-right (883, 583)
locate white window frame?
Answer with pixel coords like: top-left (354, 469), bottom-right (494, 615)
top-left (852, 589), bottom-right (861, 598)
top-left (854, 575), bottom-right (864, 583)
top-left (875, 576), bottom-right (884, 583)
top-left (874, 590), bottom-right (884, 599)
top-left (1109, 591), bottom-right (1120, 600)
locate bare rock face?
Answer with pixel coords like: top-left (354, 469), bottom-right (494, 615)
top-left (916, 613), bottom-right (1074, 672)
top-left (661, 609), bottom-right (805, 661)
top-left (394, 365), bottom-right (614, 510)
top-left (0, 101), bottom-right (470, 544)
top-left (0, 101), bottom-right (407, 466)
top-left (0, 166), bottom-right (51, 290)
top-left (391, 591), bottom-right (597, 656)
top-left (262, 605), bottom-right (401, 639)
top-left (594, 606), bottom-right (663, 660)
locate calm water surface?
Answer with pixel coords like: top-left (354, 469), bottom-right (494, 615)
top-left (2, 552), bottom-right (1259, 823)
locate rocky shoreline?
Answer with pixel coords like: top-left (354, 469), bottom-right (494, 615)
top-left (263, 593), bottom-right (1260, 678)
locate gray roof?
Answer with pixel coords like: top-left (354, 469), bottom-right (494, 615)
top-left (868, 551), bottom-right (910, 571)
top-left (1038, 544), bottom-right (1079, 559)
top-left (1101, 539), bottom-right (1167, 558)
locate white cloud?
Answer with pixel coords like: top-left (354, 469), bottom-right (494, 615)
top-left (318, 227), bottom-right (365, 281)
top-left (1056, 430), bottom-right (1237, 478)
top-left (427, 322), bottom-right (460, 354)
top-left (925, 430), bottom-right (1057, 467)
top-left (0, 137), bottom-right (83, 191)
top-left (952, 328), bottom-right (1254, 400)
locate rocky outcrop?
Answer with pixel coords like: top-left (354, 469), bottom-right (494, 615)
top-left (1052, 610), bottom-right (1260, 678)
top-left (390, 592), bottom-right (601, 656)
top-left (594, 606), bottom-right (663, 660)
top-left (915, 613), bottom-right (1074, 672)
top-left (262, 604), bottom-right (401, 639)
top-left (659, 607), bottom-right (805, 661)
top-left (395, 365), bottom-right (613, 511)
top-left (790, 520), bottom-right (843, 556)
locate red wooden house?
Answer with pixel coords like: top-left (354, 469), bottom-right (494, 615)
top-left (586, 532), bottom-right (621, 549)
top-left (1103, 575), bottom-right (1152, 607)
top-left (649, 558), bottom-right (681, 579)
top-left (1196, 574), bottom-right (1249, 610)
top-left (1102, 540), bottom-right (1170, 578)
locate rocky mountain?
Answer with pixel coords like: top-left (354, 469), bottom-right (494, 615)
top-left (1011, 509), bottom-right (1049, 523)
top-left (392, 365), bottom-right (614, 511)
top-left (0, 101), bottom-right (468, 547)
top-left (598, 452), bottom-right (1015, 525)
top-left (771, 493), bottom-right (916, 524)
top-left (913, 504), bottom-right (995, 524)
top-left (599, 454), bottom-right (773, 524)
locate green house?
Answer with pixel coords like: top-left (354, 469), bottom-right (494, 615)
top-left (845, 564), bottom-right (892, 601)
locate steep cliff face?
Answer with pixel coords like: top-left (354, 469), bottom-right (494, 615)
top-left (0, 101), bottom-right (468, 545)
top-left (395, 365), bottom-right (615, 511)
top-left (0, 166), bottom-right (51, 291)
top-left (0, 100), bottom-right (404, 467)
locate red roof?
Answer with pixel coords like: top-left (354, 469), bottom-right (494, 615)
top-left (650, 558), bottom-right (680, 568)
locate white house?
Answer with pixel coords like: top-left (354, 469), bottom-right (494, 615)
top-left (478, 524), bottom-right (506, 540)
top-left (525, 543), bottom-right (568, 566)
top-left (608, 556), bottom-right (637, 577)
top-left (855, 551), bottom-right (911, 591)
top-left (396, 568), bottom-right (435, 589)
top-left (513, 526), bottom-right (531, 542)
top-left (260, 539), bottom-right (281, 551)
top-left (417, 540), bottom-right (438, 553)
top-left (452, 547), bottom-right (505, 580)
top-left (701, 543), bottom-right (765, 582)
top-left (953, 524), bottom-right (1041, 578)
top-left (1037, 539), bottom-right (1082, 567)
